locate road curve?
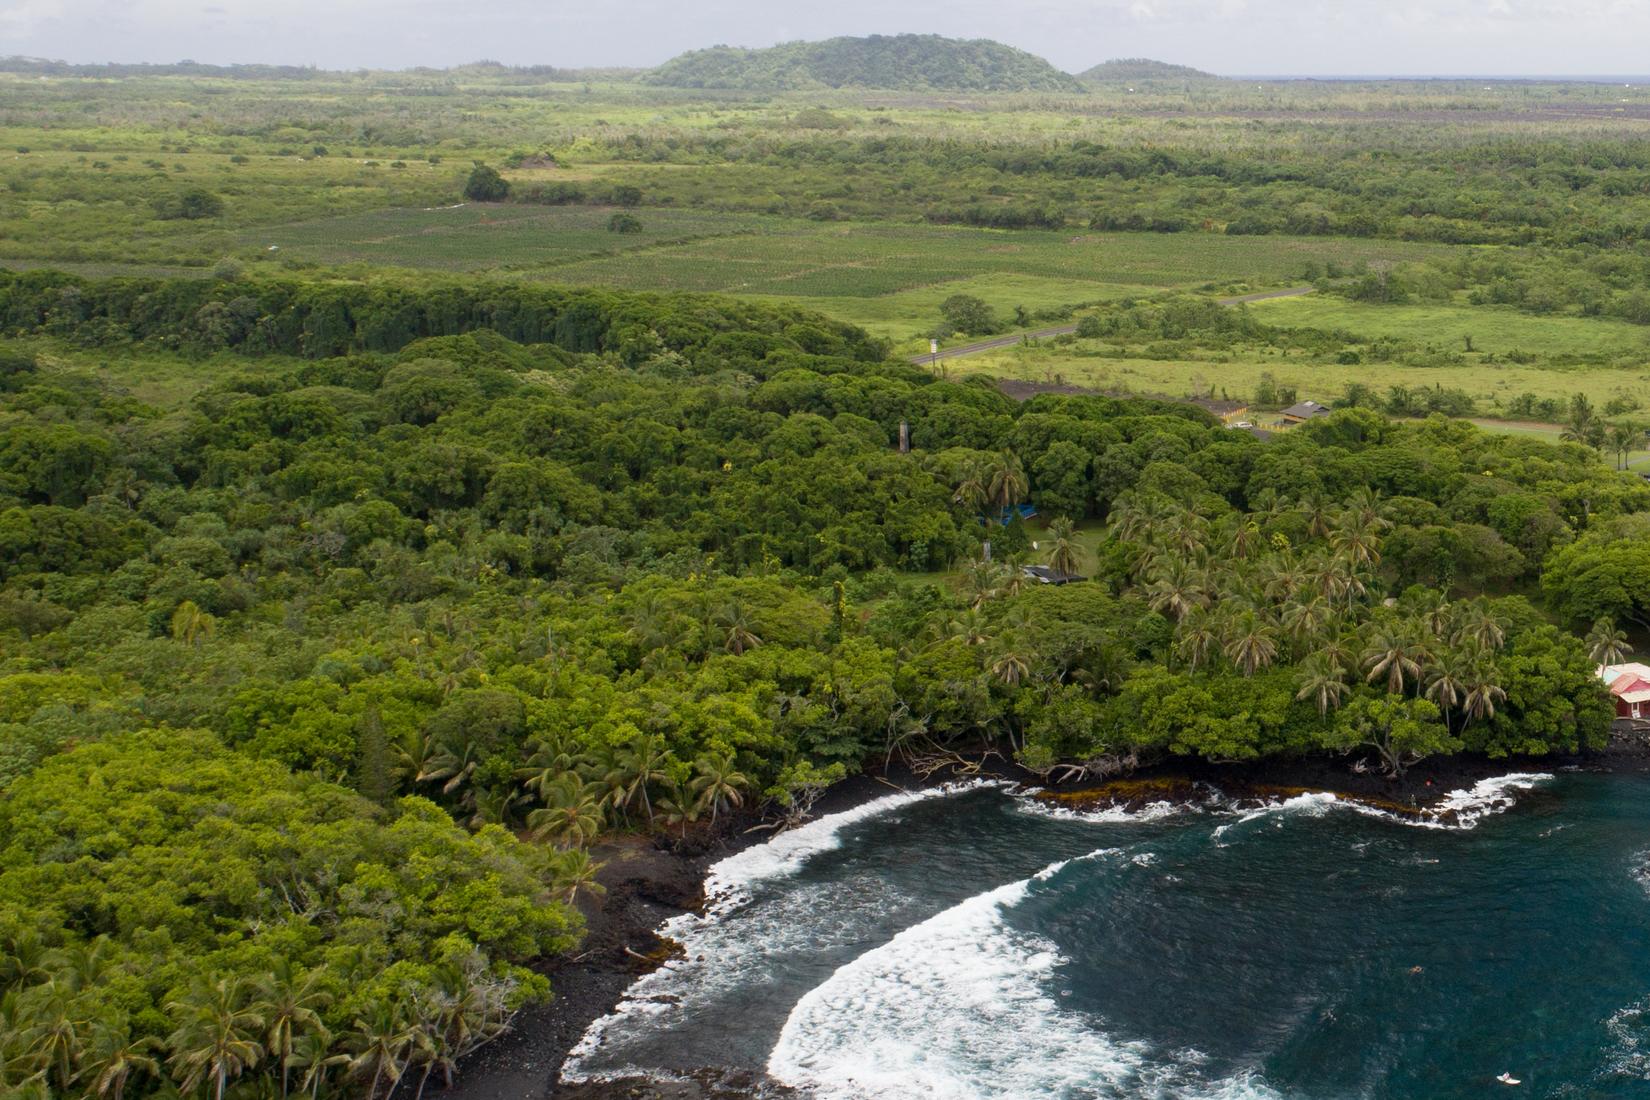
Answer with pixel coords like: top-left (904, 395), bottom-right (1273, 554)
top-left (907, 285), bottom-right (1316, 365)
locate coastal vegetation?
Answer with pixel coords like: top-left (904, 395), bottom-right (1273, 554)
top-left (1, 52), bottom-right (1647, 1098)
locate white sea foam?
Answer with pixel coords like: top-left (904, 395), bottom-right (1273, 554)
top-left (768, 852), bottom-right (1154, 1099)
top-left (1210, 773), bottom-right (1554, 842)
top-left (1632, 850), bottom-right (1650, 901)
top-left (1212, 792), bottom-right (1344, 844)
top-left (565, 779), bottom-right (1007, 1081)
top-left (1602, 999), bottom-right (1650, 1081)
top-left (703, 779), bottom-right (1010, 911)
top-left (1013, 794), bottom-right (1192, 824)
top-left (768, 849), bottom-right (1281, 1100)
top-left (1422, 772), bottom-right (1552, 829)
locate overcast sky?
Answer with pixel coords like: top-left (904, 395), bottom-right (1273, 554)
top-left (4, 0), bottom-right (1650, 76)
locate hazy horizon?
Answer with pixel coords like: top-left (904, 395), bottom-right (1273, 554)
top-left (6, 0), bottom-right (1650, 78)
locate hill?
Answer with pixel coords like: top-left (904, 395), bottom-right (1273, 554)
top-left (645, 34), bottom-right (1086, 93)
top-left (1079, 58), bottom-right (1217, 82)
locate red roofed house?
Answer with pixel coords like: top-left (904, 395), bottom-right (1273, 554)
top-left (1601, 663), bottom-right (1650, 718)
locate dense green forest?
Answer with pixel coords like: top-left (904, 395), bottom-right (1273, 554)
top-left (0, 262), bottom-right (1636, 1095)
top-left (643, 35), bottom-right (1086, 93)
top-left (7, 53), bottom-right (1650, 1099)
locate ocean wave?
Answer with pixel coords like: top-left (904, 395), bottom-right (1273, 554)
top-left (703, 779), bottom-right (1011, 912)
top-left (768, 849), bottom-right (1267, 1100)
top-left (1012, 794), bottom-right (1193, 824)
top-left (1420, 772), bottom-right (1553, 829)
top-left (1211, 792), bottom-right (1344, 845)
top-left (768, 853), bottom-right (1152, 1099)
top-left (1210, 774), bottom-right (1554, 843)
top-left (565, 780), bottom-right (1010, 1081)
top-left (1601, 999), bottom-right (1650, 1082)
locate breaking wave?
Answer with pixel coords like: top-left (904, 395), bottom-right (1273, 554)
top-left (767, 854), bottom-right (1151, 1099)
top-left (565, 780), bottom-right (1009, 1081)
top-left (704, 779), bottom-right (1011, 912)
top-left (768, 850), bottom-right (1281, 1100)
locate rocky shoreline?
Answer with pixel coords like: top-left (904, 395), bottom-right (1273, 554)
top-left (442, 740), bottom-right (1650, 1100)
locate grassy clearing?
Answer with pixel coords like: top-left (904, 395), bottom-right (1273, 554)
top-left (219, 202), bottom-right (1453, 335)
top-left (1249, 295), bottom-right (1650, 361)
top-left (25, 339), bottom-right (295, 408)
top-left (952, 343), bottom-right (1650, 414)
top-left (231, 204), bottom-right (763, 271)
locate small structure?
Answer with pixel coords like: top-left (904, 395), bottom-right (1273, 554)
top-left (1280, 400), bottom-right (1332, 426)
top-left (1022, 565), bottom-right (1084, 585)
top-left (1229, 421), bottom-right (1274, 441)
top-left (1189, 397), bottom-right (1250, 424)
top-left (1601, 663), bottom-right (1650, 718)
top-left (993, 503), bottom-right (1038, 527)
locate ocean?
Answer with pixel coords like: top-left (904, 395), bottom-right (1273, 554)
top-left (564, 772), bottom-right (1650, 1099)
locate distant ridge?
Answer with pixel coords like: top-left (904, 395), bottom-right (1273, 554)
top-left (645, 34), bottom-right (1086, 93)
top-left (1079, 58), bottom-right (1218, 82)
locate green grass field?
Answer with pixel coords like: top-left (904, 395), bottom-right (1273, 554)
top-left (1249, 295), bottom-right (1650, 362)
top-left (214, 203), bottom-right (1455, 339)
top-left (953, 343), bottom-right (1650, 414)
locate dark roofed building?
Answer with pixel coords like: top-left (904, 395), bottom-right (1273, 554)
top-left (1280, 400), bottom-right (1332, 425)
top-left (1022, 565), bottom-right (1085, 585)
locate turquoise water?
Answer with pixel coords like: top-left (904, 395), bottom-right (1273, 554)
top-left (567, 773), bottom-right (1650, 1099)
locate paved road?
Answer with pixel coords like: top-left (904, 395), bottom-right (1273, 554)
top-left (907, 285), bottom-right (1316, 365)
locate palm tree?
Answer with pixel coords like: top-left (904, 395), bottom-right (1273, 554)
top-left (1161, 513), bottom-right (1210, 559)
top-left (1606, 423), bottom-right (1641, 471)
top-left (988, 644), bottom-right (1033, 687)
top-left (717, 600), bottom-right (762, 655)
top-left (22, 988), bottom-right (85, 1093)
top-left (165, 977), bottom-right (268, 1100)
top-left (1222, 608), bottom-right (1279, 678)
top-left (514, 733), bottom-right (584, 803)
top-left (1343, 486), bottom-right (1389, 531)
top-left (1461, 662), bottom-right (1508, 725)
top-left (1281, 596), bottom-right (1334, 652)
top-left (1561, 394), bottom-right (1599, 448)
top-left (943, 608), bottom-right (992, 648)
top-left (344, 1000), bottom-right (417, 1100)
top-left (1424, 648), bottom-right (1471, 729)
top-left (1224, 518), bottom-right (1265, 561)
top-left (527, 780), bottom-right (604, 848)
top-left (416, 735), bottom-right (479, 801)
top-left (1362, 624), bottom-right (1426, 696)
top-left (1, 929), bottom-right (53, 990)
top-left (963, 560), bottom-right (1008, 609)
top-left (618, 736), bottom-right (670, 826)
top-left (290, 1030), bottom-right (347, 1100)
top-left (83, 1023), bottom-right (160, 1100)
top-left (1175, 607), bottom-right (1219, 672)
top-left (257, 963), bottom-right (332, 1100)
top-left (1144, 559), bottom-right (1208, 622)
top-left (170, 600), bottom-right (216, 647)
top-left (656, 779), bottom-right (701, 839)
top-left (1329, 515), bottom-right (1383, 568)
top-left (551, 848), bottom-right (607, 905)
top-left (1295, 653), bottom-right (1351, 716)
top-left (1045, 517), bottom-right (1083, 577)
top-left (1297, 490), bottom-right (1337, 540)
top-left (952, 460), bottom-right (990, 515)
top-left (1453, 598), bottom-right (1507, 652)
top-left (1587, 617), bottom-right (1631, 666)
top-left (690, 752), bottom-right (750, 826)
top-left (986, 451), bottom-right (1029, 514)
top-left (581, 743), bottom-right (632, 827)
